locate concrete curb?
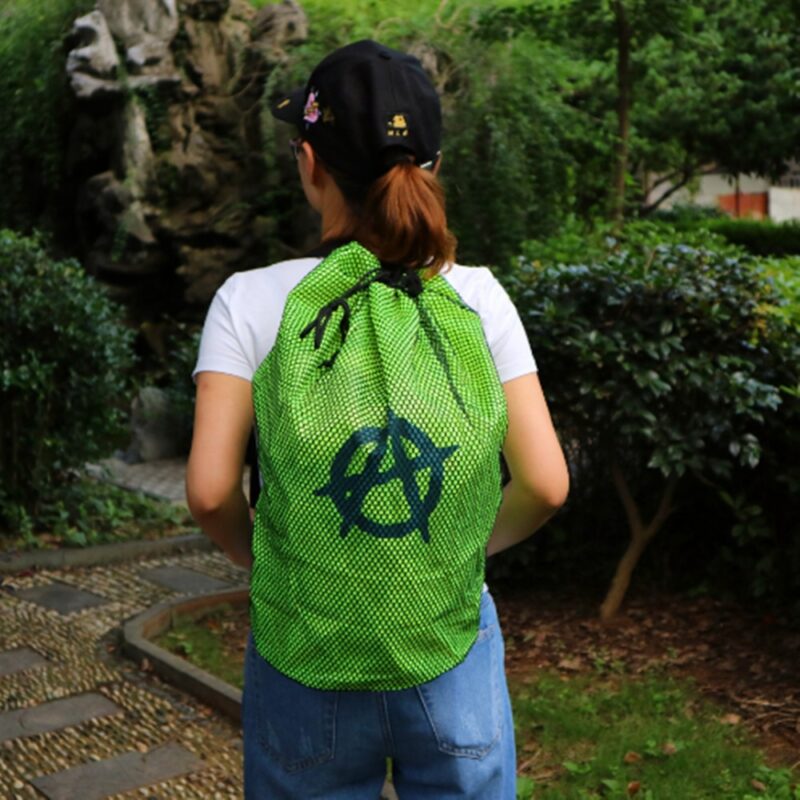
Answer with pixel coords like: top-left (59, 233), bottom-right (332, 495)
top-left (121, 586), bottom-right (248, 723)
top-left (0, 533), bottom-right (215, 574)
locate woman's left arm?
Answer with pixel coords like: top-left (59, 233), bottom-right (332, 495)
top-left (186, 371), bottom-right (254, 570)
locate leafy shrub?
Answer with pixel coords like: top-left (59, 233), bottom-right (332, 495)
top-left (442, 32), bottom-right (578, 269)
top-left (502, 228), bottom-right (796, 617)
top-left (707, 219), bottom-right (800, 257)
top-left (0, 0), bottom-right (96, 232)
top-left (649, 203), bottom-right (726, 227)
top-left (8, 478), bottom-right (192, 552)
top-left (762, 256), bottom-right (800, 327)
top-left (654, 210), bottom-right (800, 257)
top-left (0, 230), bottom-right (136, 532)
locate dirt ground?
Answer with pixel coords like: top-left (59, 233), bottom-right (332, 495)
top-left (493, 585), bottom-right (800, 767)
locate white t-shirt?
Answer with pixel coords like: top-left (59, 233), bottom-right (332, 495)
top-left (193, 257), bottom-right (537, 382)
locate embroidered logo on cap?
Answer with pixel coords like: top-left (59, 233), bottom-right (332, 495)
top-left (387, 113), bottom-right (409, 137)
top-left (304, 89), bottom-right (320, 124)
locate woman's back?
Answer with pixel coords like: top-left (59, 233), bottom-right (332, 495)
top-left (187, 38), bottom-right (569, 799)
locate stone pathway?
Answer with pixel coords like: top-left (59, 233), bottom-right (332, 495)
top-left (1, 532), bottom-right (247, 797)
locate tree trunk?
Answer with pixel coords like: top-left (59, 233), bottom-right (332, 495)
top-left (599, 463), bottom-right (678, 621)
top-left (599, 526), bottom-right (652, 622)
top-left (611, 0), bottom-right (632, 229)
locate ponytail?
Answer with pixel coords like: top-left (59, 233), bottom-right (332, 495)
top-left (326, 155), bottom-right (457, 275)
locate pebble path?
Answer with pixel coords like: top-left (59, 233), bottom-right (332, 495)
top-left (0, 459), bottom-right (248, 799)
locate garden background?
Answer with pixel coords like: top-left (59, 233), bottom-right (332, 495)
top-left (1, 0), bottom-right (799, 797)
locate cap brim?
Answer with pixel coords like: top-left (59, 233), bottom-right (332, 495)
top-left (271, 87), bottom-right (305, 124)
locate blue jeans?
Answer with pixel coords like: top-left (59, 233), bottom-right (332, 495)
top-left (242, 589), bottom-right (516, 799)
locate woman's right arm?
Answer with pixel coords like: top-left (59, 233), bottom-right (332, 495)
top-left (486, 372), bottom-right (569, 557)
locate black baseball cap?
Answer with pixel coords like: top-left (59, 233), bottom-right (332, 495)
top-left (271, 39), bottom-right (441, 182)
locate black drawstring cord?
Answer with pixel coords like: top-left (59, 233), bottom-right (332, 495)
top-left (299, 266), bottom-right (424, 368)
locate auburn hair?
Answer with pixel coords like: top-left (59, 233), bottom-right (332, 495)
top-left (325, 152), bottom-right (457, 275)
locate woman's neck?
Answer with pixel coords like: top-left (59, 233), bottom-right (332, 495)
top-left (320, 200), bottom-right (358, 243)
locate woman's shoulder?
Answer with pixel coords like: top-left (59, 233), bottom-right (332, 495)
top-left (217, 256), bottom-right (322, 306)
top-left (441, 263), bottom-right (510, 313)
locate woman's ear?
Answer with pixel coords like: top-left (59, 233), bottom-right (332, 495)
top-left (297, 141), bottom-right (325, 211)
top-left (300, 141), bottom-right (329, 187)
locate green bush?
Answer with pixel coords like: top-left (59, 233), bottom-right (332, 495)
top-left (707, 218), bottom-right (800, 257)
top-left (0, 230), bottom-right (136, 533)
top-left (0, 0), bottom-right (96, 232)
top-left (654, 209), bottom-right (800, 257)
top-left (7, 477), bottom-right (192, 551)
top-left (762, 256), bottom-right (800, 327)
top-left (502, 228), bottom-right (797, 617)
top-left (649, 202), bottom-right (726, 227)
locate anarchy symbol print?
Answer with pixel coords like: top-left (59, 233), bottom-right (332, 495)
top-left (315, 410), bottom-right (458, 543)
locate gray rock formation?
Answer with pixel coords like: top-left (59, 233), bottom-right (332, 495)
top-left (66, 11), bottom-right (122, 100)
top-left (65, 0), bottom-right (308, 311)
top-left (128, 386), bottom-right (189, 461)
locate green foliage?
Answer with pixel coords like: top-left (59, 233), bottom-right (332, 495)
top-left (0, 229), bottom-right (136, 532)
top-left (704, 220), bottom-right (800, 258)
top-left (261, 2), bottom-right (584, 267)
top-left (653, 213), bottom-right (800, 258)
top-left (762, 257), bottom-right (800, 327)
top-left (134, 87), bottom-right (173, 153)
top-left (498, 226), bottom-right (800, 609)
top-left (0, 0), bottom-right (96, 232)
top-left (507, 228), bottom-right (786, 483)
top-left (483, 0), bottom-right (800, 219)
top-left (512, 671), bottom-right (798, 798)
top-left (153, 603), bottom-right (247, 690)
top-left (443, 33), bottom-right (579, 268)
top-left (649, 203), bottom-right (725, 227)
top-left (497, 224), bottom-right (800, 597)
top-left (635, 1), bottom-right (800, 185)
top-left (8, 478), bottom-right (192, 551)
top-left (139, 320), bottom-right (201, 442)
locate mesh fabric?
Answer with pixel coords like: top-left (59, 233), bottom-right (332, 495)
top-left (250, 242), bottom-right (507, 690)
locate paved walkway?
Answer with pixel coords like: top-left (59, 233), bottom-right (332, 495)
top-left (0, 458), bottom-right (247, 798)
top-left (0, 545), bottom-right (247, 798)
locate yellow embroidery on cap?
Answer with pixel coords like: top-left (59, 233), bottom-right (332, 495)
top-left (387, 113), bottom-right (409, 137)
top-left (277, 98), bottom-right (290, 109)
top-left (322, 107), bottom-right (336, 124)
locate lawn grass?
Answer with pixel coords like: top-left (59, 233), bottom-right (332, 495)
top-left (153, 603), bottom-right (247, 691)
top-left (152, 609), bottom-right (799, 799)
top-left (512, 671), bottom-right (799, 799)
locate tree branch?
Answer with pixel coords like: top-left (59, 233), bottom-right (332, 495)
top-left (646, 475), bottom-right (679, 539)
top-left (611, 461), bottom-right (643, 536)
top-left (639, 165), bottom-right (720, 216)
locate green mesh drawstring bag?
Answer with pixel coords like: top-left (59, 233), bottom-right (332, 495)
top-left (250, 241), bottom-right (507, 690)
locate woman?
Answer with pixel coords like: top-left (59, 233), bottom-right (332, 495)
top-left (187, 39), bottom-right (569, 800)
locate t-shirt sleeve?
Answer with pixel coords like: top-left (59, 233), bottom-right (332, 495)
top-left (192, 276), bottom-right (253, 382)
top-left (482, 272), bottom-right (538, 383)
